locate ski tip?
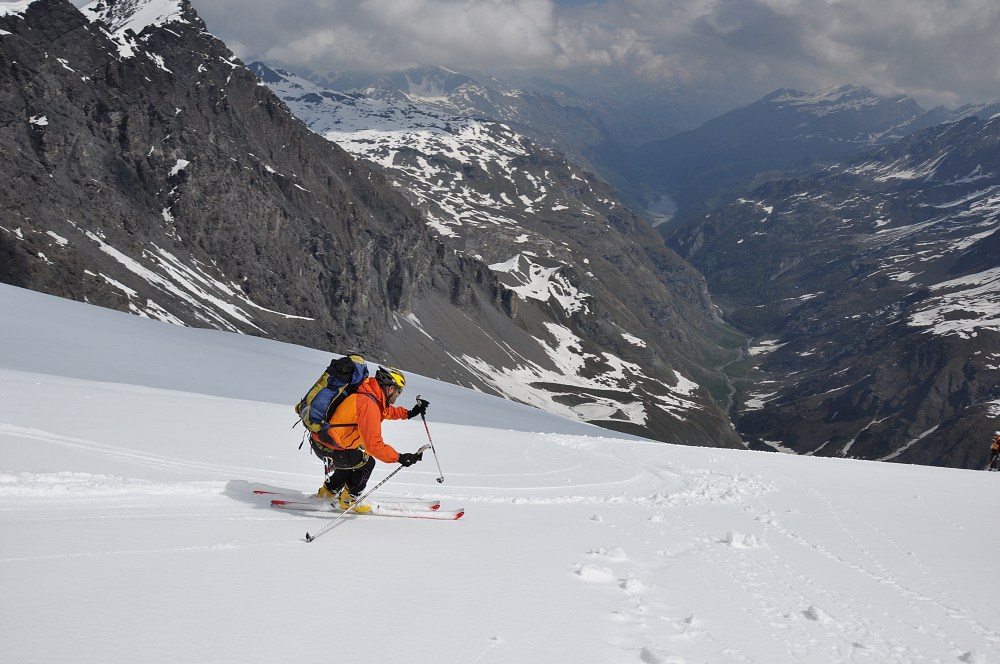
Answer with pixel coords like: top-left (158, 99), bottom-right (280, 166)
top-left (431, 503), bottom-right (441, 511)
top-left (271, 499), bottom-right (289, 506)
top-left (455, 510), bottom-right (465, 519)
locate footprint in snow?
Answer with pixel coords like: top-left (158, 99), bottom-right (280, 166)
top-left (661, 614), bottom-right (704, 641)
top-left (620, 573), bottom-right (645, 594)
top-left (638, 645), bottom-right (684, 663)
top-left (574, 563), bottom-right (616, 582)
top-left (803, 605), bottom-right (834, 624)
top-left (723, 530), bottom-right (763, 549)
top-left (588, 546), bottom-right (627, 562)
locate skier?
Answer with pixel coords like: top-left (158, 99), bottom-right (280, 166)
top-left (310, 365), bottom-right (428, 512)
top-left (988, 432), bottom-right (1000, 471)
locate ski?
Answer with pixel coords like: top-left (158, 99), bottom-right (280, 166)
top-left (271, 498), bottom-right (464, 520)
top-left (248, 482), bottom-right (441, 511)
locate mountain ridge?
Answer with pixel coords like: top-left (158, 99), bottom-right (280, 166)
top-left (624, 84), bottom-right (934, 216)
top-left (666, 115), bottom-right (1000, 467)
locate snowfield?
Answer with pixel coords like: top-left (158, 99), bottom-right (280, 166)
top-left (1, 284), bottom-right (998, 664)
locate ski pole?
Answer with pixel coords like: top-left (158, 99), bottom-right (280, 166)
top-left (416, 395), bottom-right (444, 483)
top-left (304, 444), bottom-right (430, 543)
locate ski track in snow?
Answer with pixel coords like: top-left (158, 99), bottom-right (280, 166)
top-left (0, 422), bottom-right (308, 481)
top-left (0, 421), bottom-right (762, 506)
top-left (3, 413), bottom-right (995, 662)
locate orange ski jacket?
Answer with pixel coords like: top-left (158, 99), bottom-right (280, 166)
top-left (311, 377), bottom-right (410, 463)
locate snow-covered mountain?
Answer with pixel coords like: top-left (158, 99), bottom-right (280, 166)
top-left (11, 0), bottom-right (995, 468)
top-left (250, 64), bottom-right (617, 257)
top-left (667, 115), bottom-right (1000, 467)
top-left (304, 64), bottom-right (620, 175)
top-left (3, 283), bottom-right (998, 664)
top-left (626, 85), bottom-right (937, 214)
top-left (0, 0), bottom-right (741, 447)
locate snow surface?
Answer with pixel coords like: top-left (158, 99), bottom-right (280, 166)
top-left (2, 283), bottom-right (999, 664)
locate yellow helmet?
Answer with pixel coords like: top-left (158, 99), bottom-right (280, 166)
top-left (375, 365), bottom-right (406, 391)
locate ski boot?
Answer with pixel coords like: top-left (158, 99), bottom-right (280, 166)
top-left (317, 484), bottom-right (338, 501)
top-left (338, 488), bottom-right (372, 513)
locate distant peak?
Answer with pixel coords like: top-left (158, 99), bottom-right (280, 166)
top-left (757, 84), bottom-right (926, 117)
top-left (767, 84), bottom-right (875, 106)
top-left (81, 0), bottom-right (197, 35)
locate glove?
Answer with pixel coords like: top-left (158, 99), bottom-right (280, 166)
top-left (397, 452), bottom-right (423, 467)
top-left (407, 398), bottom-right (429, 419)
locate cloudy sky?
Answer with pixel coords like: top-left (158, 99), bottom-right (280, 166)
top-left (58, 0), bottom-right (1000, 122)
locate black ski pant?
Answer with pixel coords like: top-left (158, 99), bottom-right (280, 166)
top-left (311, 439), bottom-right (376, 495)
top-left (323, 455), bottom-right (376, 496)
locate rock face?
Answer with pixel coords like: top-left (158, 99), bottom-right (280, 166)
top-left (667, 116), bottom-right (1000, 468)
top-left (1, 0), bottom-right (446, 355)
top-left (0, 0), bottom-right (743, 448)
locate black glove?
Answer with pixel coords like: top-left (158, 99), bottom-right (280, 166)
top-left (407, 398), bottom-right (429, 419)
top-left (397, 452), bottom-right (423, 467)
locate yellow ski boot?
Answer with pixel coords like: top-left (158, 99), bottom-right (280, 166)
top-left (317, 485), bottom-right (338, 501)
top-left (338, 488), bottom-right (372, 514)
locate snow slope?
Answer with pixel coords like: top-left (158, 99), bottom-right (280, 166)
top-left (1, 284), bottom-right (998, 663)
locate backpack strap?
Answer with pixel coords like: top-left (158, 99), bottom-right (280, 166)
top-left (312, 391), bottom-right (381, 449)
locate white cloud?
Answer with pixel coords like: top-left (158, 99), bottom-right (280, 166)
top-left (75, 0), bottom-right (1000, 113)
top-left (235, 0), bottom-right (561, 72)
